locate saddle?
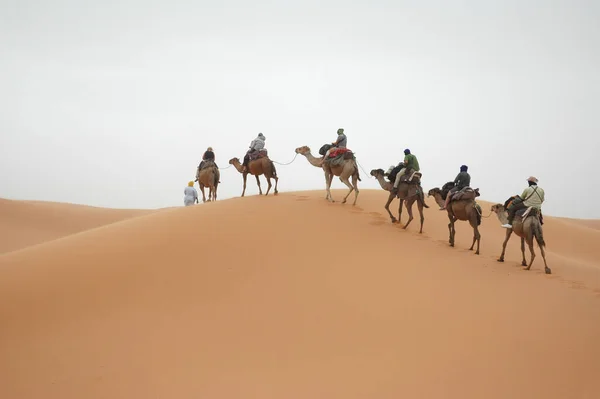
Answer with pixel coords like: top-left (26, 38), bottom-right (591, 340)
top-left (198, 160), bottom-right (216, 171)
top-left (249, 149), bottom-right (268, 161)
top-left (398, 168), bottom-right (422, 185)
top-left (321, 144), bottom-right (355, 166)
top-left (449, 187), bottom-right (480, 202)
top-left (505, 195), bottom-right (544, 225)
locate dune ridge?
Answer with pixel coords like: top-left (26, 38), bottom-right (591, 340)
top-left (1, 190), bottom-right (599, 398)
top-left (0, 198), bottom-right (154, 254)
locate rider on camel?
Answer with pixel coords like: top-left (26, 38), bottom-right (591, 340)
top-left (242, 133), bottom-right (266, 172)
top-left (502, 176), bottom-right (545, 229)
top-left (323, 128), bottom-right (347, 160)
top-left (198, 147), bottom-right (217, 170)
top-left (440, 165), bottom-right (471, 210)
top-left (391, 149), bottom-right (419, 194)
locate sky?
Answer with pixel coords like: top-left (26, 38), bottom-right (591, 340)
top-left (1, 0), bottom-right (599, 218)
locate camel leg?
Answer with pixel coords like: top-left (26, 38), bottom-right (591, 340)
top-left (539, 243), bottom-right (551, 274)
top-left (265, 175), bottom-right (272, 196)
top-left (402, 198), bottom-right (414, 230)
top-left (497, 229), bottom-right (512, 262)
top-left (273, 175), bottom-right (279, 195)
top-left (324, 169), bottom-right (334, 202)
top-left (447, 212), bottom-right (456, 247)
top-left (520, 237), bottom-right (527, 266)
top-left (255, 175), bottom-right (263, 195)
top-left (339, 174), bottom-right (354, 205)
top-left (241, 173), bottom-right (248, 197)
top-left (384, 194), bottom-right (397, 223)
top-left (417, 199), bottom-right (424, 234)
top-left (525, 238), bottom-right (536, 271)
top-left (398, 198), bottom-right (404, 225)
top-left (200, 185), bottom-right (207, 203)
top-left (351, 170), bottom-right (359, 206)
top-left (472, 224), bottom-right (481, 255)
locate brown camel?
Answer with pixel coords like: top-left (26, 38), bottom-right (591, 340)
top-left (428, 185), bottom-right (482, 255)
top-left (195, 161), bottom-right (220, 202)
top-left (490, 202), bottom-right (551, 274)
top-left (294, 145), bottom-right (361, 205)
top-left (369, 168), bottom-right (427, 233)
top-left (228, 156), bottom-right (278, 197)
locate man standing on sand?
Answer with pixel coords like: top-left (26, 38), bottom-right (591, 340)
top-left (184, 181), bottom-right (199, 206)
top-left (502, 176), bottom-right (545, 228)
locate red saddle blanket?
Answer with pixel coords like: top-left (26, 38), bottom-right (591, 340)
top-left (328, 148), bottom-right (351, 158)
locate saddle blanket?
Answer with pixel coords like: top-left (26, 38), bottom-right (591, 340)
top-left (328, 148), bottom-right (351, 158)
top-left (249, 149), bottom-right (268, 161)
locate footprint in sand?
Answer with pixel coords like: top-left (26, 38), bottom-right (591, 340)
top-left (369, 220), bottom-right (385, 226)
top-left (568, 281), bottom-right (586, 290)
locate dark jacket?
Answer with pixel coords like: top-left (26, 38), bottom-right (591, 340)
top-left (202, 150), bottom-right (215, 161)
top-left (454, 171), bottom-right (471, 189)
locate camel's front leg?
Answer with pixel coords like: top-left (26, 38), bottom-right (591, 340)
top-left (255, 175), bottom-right (263, 195)
top-left (472, 225), bottom-right (481, 255)
top-left (200, 185), bottom-right (207, 203)
top-left (398, 198), bottom-right (405, 225)
top-left (384, 194), bottom-right (396, 223)
top-left (520, 236), bottom-right (527, 266)
top-left (402, 200), bottom-right (415, 230)
top-left (273, 176), bottom-right (279, 195)
top-left (323, 168), bottom-right (334, 202)
top-left (241, 173), bottom-right (248, 197)
top-left (497, 230), bottom-right (512, 262)
top-left (351, 172), bottom-right (359, 206)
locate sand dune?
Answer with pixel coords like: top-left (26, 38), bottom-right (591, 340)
top-left (0, 198), bottom-right (153, 254)
top-left (1, 189), bottom-right (599, 398)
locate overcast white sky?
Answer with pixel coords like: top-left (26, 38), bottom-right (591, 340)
top-left (1, 0), bottom-right (598, 218)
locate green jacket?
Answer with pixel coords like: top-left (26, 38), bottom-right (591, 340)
top-left (404, 154), bottom-right (420, 171)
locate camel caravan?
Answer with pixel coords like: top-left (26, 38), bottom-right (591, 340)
top-left (190, 129), bottom-right (550, 274)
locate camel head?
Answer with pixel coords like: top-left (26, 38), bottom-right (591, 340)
top-left (228, 157), bottom-right (240, 165)
top-left (370, 169), bottom-right (385, 178)
top-left (491, 204), bottom-right (506, 214)
top-left (295, 146), bottom-right (311, 155)
top-left (427, 187), bottom-right (442, 197)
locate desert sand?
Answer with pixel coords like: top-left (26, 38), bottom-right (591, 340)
top-left (1, 189), bottom-right (599, 398)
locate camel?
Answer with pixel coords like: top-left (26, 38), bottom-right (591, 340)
top-left (195, 162), bottom-right (220, 202)
top-left (228, 155), bottom-right (278, 197)
top-left (294, 145), bottom-right (360, 205)
top-left (369, 168), bottom-right (427, 233)
top-left (428, 184), bottom-right (482, 255)
top-left (490, 201), bottom-right (551, 274)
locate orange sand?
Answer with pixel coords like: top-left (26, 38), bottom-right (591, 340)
top-left (1, 189), bottom-right (599, 398)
